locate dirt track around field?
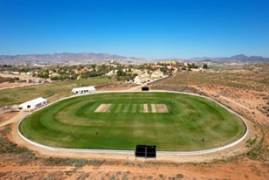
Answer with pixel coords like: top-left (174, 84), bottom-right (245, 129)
top-left (0, 111), bottom-right (20, 127)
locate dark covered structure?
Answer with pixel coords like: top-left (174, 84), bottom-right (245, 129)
top-left (135, 145), bottom-right (156, 158)
top-left (141, 86), bottom-right (150, 91)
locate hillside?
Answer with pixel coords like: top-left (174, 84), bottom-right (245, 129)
top-left (0, 53), bottom-right (146, 65)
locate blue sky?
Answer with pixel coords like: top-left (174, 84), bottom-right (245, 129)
top-left (0, 0), bottom-right (269, 58)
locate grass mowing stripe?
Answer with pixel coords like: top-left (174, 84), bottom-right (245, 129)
top-left (131, 104), bottom-right (137, 113)
top-left (139, 104), bottom-right (144, 113)
top-left (109, 104), bottom-right (118, 113)
top-left (89, 102), bottom-right (100, 113)
top-left (148, 103), bottom-right (152, 113)
top-left (114, 104), bottom-right (123, 113)
top-left (127, 104), bottom-right (133, 113)
top-left (122, 104), bottom-right (130, 113)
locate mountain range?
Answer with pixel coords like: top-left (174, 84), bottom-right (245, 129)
top-left (0, 53), bottom-right (146, 65)
top-left (199, 54), bottom-right (269, 63)
top-left (0, 53), bottom-right (268, 65)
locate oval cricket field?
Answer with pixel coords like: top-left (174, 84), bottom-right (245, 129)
top-left (19, 92), bottom-right (247, 151)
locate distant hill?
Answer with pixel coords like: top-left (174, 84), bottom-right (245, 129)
top-left (193, 54), bottom-right (269, 63)
top-left (0, 53), bottom-right (268, 65)
top-left (0, 53), bottom-right (146, 65)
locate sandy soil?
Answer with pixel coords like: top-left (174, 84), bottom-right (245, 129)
top-left (0, 111), bottom-right (20, 127)
top-left (191, 84), bottom-right (269, 125)
top-left (0, 111), bottom-right (18, 122)
top-left (0, 153), bottom-right (268, 179)
top-left (96, 83), bottom-right (137, 91)
top-left (0, 82), bottom-right (36, 90)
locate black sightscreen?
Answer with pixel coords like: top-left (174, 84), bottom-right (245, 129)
top-left (135, 145), bottom-right (156, 158)
top-left (141, 86), bottom-right (149, 91)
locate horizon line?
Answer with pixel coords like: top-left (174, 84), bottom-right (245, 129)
top-left (0, 52), bottom-right (268, 60)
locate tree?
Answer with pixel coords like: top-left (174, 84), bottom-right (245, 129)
top-left (38, 70), bottom-right (49, 78)
top-left (160, 67), bottom-right (168, 74)
top-left (116, 69), bottom-right (126, 77)
top-left (202, 64), bottom-right (208, 69)
top-left (190, 63), bottom-right (198, 68)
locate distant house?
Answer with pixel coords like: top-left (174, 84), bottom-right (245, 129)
top-left (18, 97), bottom-right (47, 111)
top-left (72, 86), bottom-right (96, 95)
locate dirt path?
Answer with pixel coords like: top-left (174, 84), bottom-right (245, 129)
top-left (0, 111), bottom-right (23, 127)
top-left (0, 82), bottom-right (37, 90)
top-left (0, 111), bottom-right (18, 122)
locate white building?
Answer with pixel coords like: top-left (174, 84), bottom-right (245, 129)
top-left (18, 97), bottom-right (47, 111)
top-left (71, 86), bottom-right (96, 95)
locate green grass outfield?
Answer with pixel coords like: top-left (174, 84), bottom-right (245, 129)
top-left (19, 92), bottom-right (246, 151)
